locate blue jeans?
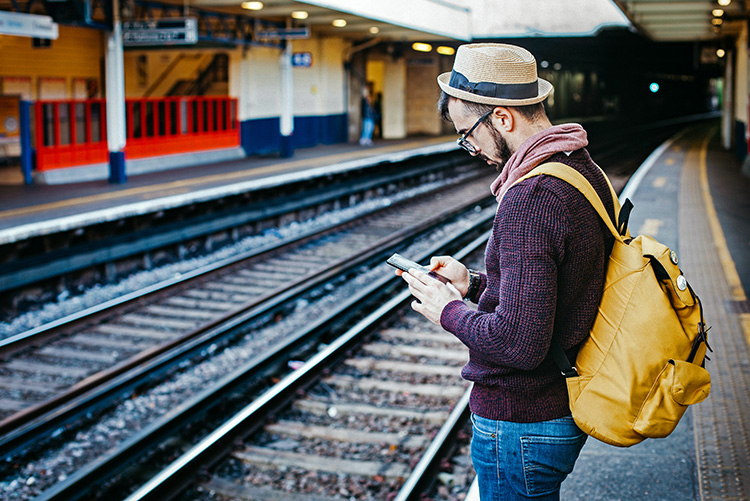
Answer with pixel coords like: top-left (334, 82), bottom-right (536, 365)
top-left (360, 117), bottom-right (374, 143)
top-left (471, 413), bottom-right (586, 500)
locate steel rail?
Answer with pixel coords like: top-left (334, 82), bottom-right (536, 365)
top-left (0, 153), bottom-right (467, 295)
top-left (395, 386), bottom-right (472, 501)
top-left (0, 199), bottom-right (494, 461)
top-left (0, 172), bottom-right (493, 441)
top-left (117, 231), bottom-right (491, 501)
top-left (0, 165), bottom-right (484, 357)
top-left (38, 223), bottom-right (494, 500)
top-left (392, 236), bottom-right (483, 501)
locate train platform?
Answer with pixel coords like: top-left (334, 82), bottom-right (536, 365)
top-left (463, 121), bottom-right (750, 500)
top-left (0, 136), bottom-right (458, 245)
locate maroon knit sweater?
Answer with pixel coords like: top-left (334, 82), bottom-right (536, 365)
top-left (440, 149), bottom-right (615, 422)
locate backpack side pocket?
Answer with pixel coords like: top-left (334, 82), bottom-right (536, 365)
top-left (633, 359), bottom-right (711, 438)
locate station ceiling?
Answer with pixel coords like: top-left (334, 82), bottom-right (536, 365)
top-left (1, 0), bottom-right (744, 44)
top-left (614, 0), bottom-right (747, 41)
top-left (187, 0), bottom-right (748, 43)
top-left (191, 0), bottom-right (459, 41)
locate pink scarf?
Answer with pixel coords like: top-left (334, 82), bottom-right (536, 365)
top-left (490, 123), bottom-right (588, 203)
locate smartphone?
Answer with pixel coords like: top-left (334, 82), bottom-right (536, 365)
top-left (387, 253), bottom-right (450, 284)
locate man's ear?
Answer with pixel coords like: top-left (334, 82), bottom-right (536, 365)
top-left (492, 106), bottom-right (514, 132)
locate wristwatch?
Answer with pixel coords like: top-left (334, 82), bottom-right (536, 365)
top-left (464, 269), bottom-right (481, 301)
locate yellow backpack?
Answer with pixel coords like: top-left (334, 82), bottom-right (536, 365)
top-left (518, 162), bottom-right (712, 447)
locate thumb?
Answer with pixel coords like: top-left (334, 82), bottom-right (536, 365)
top-left (430, 255), bottom-right (448, 270)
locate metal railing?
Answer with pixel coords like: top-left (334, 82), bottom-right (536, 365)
top-left (34, 96), bottom-right (239, 171)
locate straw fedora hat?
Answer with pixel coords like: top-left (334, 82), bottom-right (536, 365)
top-left (437, 43), bottom-right (553, 106)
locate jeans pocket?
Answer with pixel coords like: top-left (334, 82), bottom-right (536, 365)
top-left (471, 413), bottom-right (497, 438)
top-left (520, 432), bottom-right (587, 496)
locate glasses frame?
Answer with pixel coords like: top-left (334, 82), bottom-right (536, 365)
top-left (457, 109), bottom-right (493, 154)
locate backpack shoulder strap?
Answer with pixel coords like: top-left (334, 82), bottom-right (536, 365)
top-left (514, 162), bottom-right (625, 378)
top-left (515, 162), bottom-right (625, 242)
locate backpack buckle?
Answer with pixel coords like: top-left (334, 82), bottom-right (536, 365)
top-left (561, 366), bottom-right (579, 378)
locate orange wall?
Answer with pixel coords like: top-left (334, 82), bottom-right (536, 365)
top-left (0, 25), bottom-right (104, 100)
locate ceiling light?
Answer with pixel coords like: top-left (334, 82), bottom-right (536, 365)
top-left (716, 48), bottom-right (726, 58)
top-left (437, 46), bottom-right (455, 55)
top-left (291, 11), bottom-right (308, 20)
top-left (717, 0), bottom-right (731, 6)
top-left (712, 9), bottom-right (724, 16)
top-left (412, 42), bottom-right (432, 52)
top-left (369, 26), bottom-right (379, 34)
top-left (712, 17), bottom-right (723, 25)
top-left (241, 1), bottom-right (263, 10)
top-left (332, 19), bottom-right (347, 27)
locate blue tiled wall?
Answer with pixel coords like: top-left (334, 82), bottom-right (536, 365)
top-left (241, 113), bottom-right (347, 155)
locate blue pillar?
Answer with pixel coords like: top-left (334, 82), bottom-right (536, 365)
top-left (280, 133), bottom-right (294, 158)
top-left (19, 100), bottom-right (33, 185)
top-left (108, 151), bottom-right (126, 183)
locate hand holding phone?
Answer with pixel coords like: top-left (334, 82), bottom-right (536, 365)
top-left (386, 253), bottom-right (450, 284)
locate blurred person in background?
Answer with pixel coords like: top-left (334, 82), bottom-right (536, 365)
top-left (359, 86), bottom-right (376, 146)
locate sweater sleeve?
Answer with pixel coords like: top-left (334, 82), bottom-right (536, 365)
top-left (440, 180), bottom-right (571, 371)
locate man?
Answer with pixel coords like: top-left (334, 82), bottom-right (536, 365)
top-left (359, 86), bottom-right (376, 146)
top-left (398, 43), bottom-right (616, 499)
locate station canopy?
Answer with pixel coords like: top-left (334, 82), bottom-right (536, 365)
top-left (613, 0), bottom-right (746, 41)
top-left (4, 0), bottom-right (737, 44)
top-left (191, 0), bottom-right (633, 42)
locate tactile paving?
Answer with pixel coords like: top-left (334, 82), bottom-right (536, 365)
top-left (679, 126), bottom-right (750, 500)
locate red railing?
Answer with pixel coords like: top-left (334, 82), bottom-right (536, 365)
top-left (35, 99), bottom-right (108, 171)
top-left (125, 97), bottom-right (239, 159)
top-left (34, 96), bottom-right (239, 171)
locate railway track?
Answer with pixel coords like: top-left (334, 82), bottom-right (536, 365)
top-left (196, 314), bottom-right (472, 500)
top-left (117, 232), bottom-right (490, 501)
top-left (0, 173), bottom-right (495, 499)
top-left (0, 170), bottom-right (493, 432)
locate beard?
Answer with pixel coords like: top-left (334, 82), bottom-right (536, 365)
top-left (483, 125), bottom-right (513, 173)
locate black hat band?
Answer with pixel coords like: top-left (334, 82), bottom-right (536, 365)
top-left (448, 70), bottom-right (538, 99)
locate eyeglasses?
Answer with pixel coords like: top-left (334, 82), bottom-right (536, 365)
top-left (457, 110), bottom-right (493, 154)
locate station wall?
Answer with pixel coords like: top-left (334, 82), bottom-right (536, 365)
top-left (123, 50), bottom-right (223, 98)
top-left (382, 57), bottom-right (407, 139)
top-left (235, 37), bottom-right (348, 155)
top-left (406, 55), bottom-right (442, 136)
top-left (364, 51), bottom-right (446, 140)
top-left (0, 26), bottom-right (103, 99)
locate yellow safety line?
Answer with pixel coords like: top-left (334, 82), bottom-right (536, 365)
top-left (0, 138), bottom-right (451, 220)
top-left (698, 133), bottom-right (750, 348)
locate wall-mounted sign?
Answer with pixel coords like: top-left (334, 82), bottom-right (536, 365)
top-left (122, 17), bottom-right (198, 46)
top-left (0, 11), bottom-right (58, 39)
top-left (292, 52), bottom-right (313, 67)
top-left (257, 27), bottom-right (310, 40)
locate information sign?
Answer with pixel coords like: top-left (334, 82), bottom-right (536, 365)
top-left (257, 27), bottom-right (310, 40)
top-left (0, 11), bottom-right (58, 39)
top-left (292, 52), bottom-right (313, 67)
top-left (122, 17), bottom-right (198, 46)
